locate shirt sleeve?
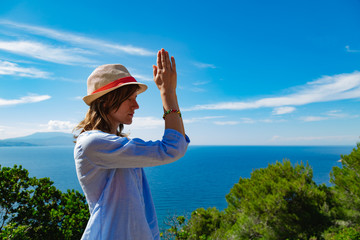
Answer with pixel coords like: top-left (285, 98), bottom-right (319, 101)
top-left (75, 129), bottom-right (190, 168)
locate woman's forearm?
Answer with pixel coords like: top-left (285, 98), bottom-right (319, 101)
top-left (161, 91), bottom-right (185, 137)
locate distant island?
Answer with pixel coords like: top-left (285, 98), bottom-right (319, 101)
top-left (0, 132), bottom-right (74, 147)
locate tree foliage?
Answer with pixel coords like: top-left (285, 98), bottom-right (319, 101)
top-left (185, 207), bottom-right (222, 239)
top-left (330, 142), bottom-right (360, 226)
top-left (0, 164), bottom-right (89, 240)
top-left (223, 160), bottom-right (332, 239)
top-left (164, 144), bottom-right (360, 239)
top-left (161, 215), bottom-right (190, 240)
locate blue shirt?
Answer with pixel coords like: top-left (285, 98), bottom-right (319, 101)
top-left (74, 129), bottom-right (190, 240)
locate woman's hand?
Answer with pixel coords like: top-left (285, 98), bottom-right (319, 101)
top-left (153, 48), bottom-right (177, 94)
top-left (152, 48), bottom-right (185, 137)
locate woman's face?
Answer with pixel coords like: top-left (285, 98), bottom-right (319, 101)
top-left (107, 92), bottom-right (139, 127)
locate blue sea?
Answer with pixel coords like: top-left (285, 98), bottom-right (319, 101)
top-left (0, 145), bottom-right (354, 231)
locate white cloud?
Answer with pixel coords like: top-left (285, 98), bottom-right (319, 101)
top-left (132, 73), bottom-right (153, 82)
top-left (189, 87), bottom-right (207, 93)
top-left (0, 125), bottom-right (35, 139)
top-left (187, 81), bottom-right (211, 92)
top-left (0, 60), bottom-right (51, 78)
top-left (193, 62), bottom-right (216, 69)
top-left (0, 20), bottom-right (155, 56)
top-left (74, 96), bottom-right (83, 100)
top-left (240, 118), bottom-right (256, 124)
top-left (46, 120), bottom-right (76, 132)
top-left (0, 94), bottom-right (51, 106)
top-left (185, 71), bottom-right (360, 111)
top-left (325, 110), bottom-right (346, 118)
top-left (272, 106), bottom-right (296, 115)
top-left (193, 81), bottom-right (210, 86)
top-left (0, 121), bottom-right (75, 139)
top-left (300, 110), bottom-right (358, 122)
top-left (130, 117), bottom-right (163, 129)
top-left (300, 116), bottom-right (329, 122)
top-left (0, 40), bottom-right (93, 65)
top-left (130, 115), bottom-right (225, 129)
top-left (183, 116), bottom-right (224, 124)
top-left (213, 121), bottom-right (240, 125)
top-left (260, 119), bottom-right (286, 123)
top-left (108, 44), bottom-right (154, 56)
top-left (214, 117), bottom-right (285, 125)
top-left (345, 45), bottom-right (360, 53)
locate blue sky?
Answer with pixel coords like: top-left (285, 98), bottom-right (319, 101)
top-left (0, 0), bottom-right (359, 145)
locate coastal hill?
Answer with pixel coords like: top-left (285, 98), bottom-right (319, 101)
top-left (0, 132), bottom-right (74, 147)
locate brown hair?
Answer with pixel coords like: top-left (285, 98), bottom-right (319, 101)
top-left (74, 85), bottom-right (140, 138)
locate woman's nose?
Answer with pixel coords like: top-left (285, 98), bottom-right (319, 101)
top-left (133, 100), bottom-right (139, 109)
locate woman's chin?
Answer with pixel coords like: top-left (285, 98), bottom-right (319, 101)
top-left (123, 120), bottom-right (133, 125)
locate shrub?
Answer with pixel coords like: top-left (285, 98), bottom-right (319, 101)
top-left (0, 165), bottom-right (89, 239)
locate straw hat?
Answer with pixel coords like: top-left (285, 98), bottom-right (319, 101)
top-left (83, 64), bottom-right (148, 105)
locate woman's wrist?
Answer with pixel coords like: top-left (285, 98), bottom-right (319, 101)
top-left (163, 109), bottom-right (182, 119)
top-left (160, 88), bottom-right (176, 97)
top-left (161, 92), bottom-right (178, 109)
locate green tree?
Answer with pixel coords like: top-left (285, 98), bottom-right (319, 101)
top-left (161, 215), bottom-right (190, 240)
top-left (184, 207), bottom-right (222, 239)
top-left (323, 225), bottom-right (360, 240)
top-left (330, 143), bottom-right (360, 226)
top-left (223, 160), bottom-right (332, 239)
top-left (170, 160), bottom-right (334, 240)
top-left (0, 164), bottom-right (89, 239)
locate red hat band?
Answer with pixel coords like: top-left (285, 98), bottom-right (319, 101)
top-left (92, 76), bottom-right (137, 95)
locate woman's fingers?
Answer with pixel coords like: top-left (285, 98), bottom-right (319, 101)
top-left (156, 48), bottom-right (175, 72)
top-left (153, 49), bottom-right (177, 92)
top-left (165, 51), bottom-right (170, 69)
top-left (152, 65), bottom-right (157, 78)
top-left (171, 56), bottom-right (176, 72)
top-left (161, 49), bottom-right (167, 69)
top-left (157, 50), bottom-right (162, 69)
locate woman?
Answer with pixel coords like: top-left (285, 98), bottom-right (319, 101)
top-left (74, 48), bottom-right (189, 239)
